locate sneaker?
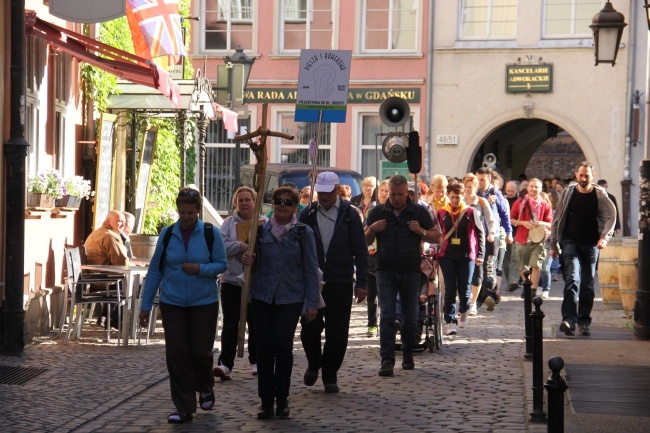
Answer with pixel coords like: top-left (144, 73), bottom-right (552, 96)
top-left (541, 291), bottom-right (550, 300)
top-left (578, 324), bottom-right (591, 336)
top-left (484, 296), bottom-right (496, 311)
top-left (213, 364), bottom-right (231, 381)
top-left (367, 326), bottom-right (378, 337)
top-left (458, 312), bottom-right (469, 328)
top-left (402, 352), bottom-right (415, 370)
top-left (535, 287), bottom-right (543, 297)
top-left (303, 368), bottom-right (318, 386)
top-left (560, 321), bottom-right (575, 336)
top-left (199, 391), bottom-right (215, 411)
top-left (378, 359), bottom-right (394, 377)
top-left (444, 322), bottom-right (457, 335)
top-left (506, 283), bottom-right (520, 292)
top-left (251, 364), bottom-right (258, 376)
top-left (468, 303), bottom-right (478, 317)
top-left (168, 412), bottom-right (193, 424)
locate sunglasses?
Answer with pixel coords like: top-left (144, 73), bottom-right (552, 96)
top-left (273, 198), bottom-right (295, 207)
top-left (178, 188), bottom-right (201, 198)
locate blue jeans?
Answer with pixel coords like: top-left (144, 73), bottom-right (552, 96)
top-left (539, 247), bottom-right (553, 291)
top-left (376, 270), bottom-right (420, 363)
top-left (560, 240), bottom-right (599, 327)
top-left (439, 258), bottom-right (474, 324)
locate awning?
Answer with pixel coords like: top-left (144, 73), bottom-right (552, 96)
top-left (25, 11), bottom-right (180, 107)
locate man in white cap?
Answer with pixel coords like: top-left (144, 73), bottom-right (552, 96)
top-left (299, 171), bottom-right (369, 393)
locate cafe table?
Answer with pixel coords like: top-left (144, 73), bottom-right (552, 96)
top-left (82, 263), bottom-right (149, 346)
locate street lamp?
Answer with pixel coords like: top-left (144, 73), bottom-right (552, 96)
top-left (221, 48), bottom-right (255, 190)
top-left (590, 1), bottom-right (627, 66)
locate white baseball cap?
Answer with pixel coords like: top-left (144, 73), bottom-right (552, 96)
top-left (314, 172), bottom-right (340, 193)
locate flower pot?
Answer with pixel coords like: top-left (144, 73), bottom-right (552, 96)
top-left (27, 193), bottom-right (56, 209)
top-left (56, 195), bottom-right (82, 209)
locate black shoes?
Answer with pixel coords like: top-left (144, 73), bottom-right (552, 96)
top-left (199, 391), bottom-right (215, 411)
top-left (506, 283), bottom-right (520, 292)
top-left (324, 383), bottom-right (340, 393)
top-left (402, 353), bottom-right (415, 370)
top-left (560, 321), bottom-right (575, 336)
top-left (257, 404), bottom-right (274, 420)
top-left (303, 368), bottom-right (318, 386)
top-left (276, 399), bottom-right (290, 417)
top-left (168, 412), bottom-right (193, 424)
top-left (378, 359), bottom-right (394, 377)
top-left (579, 324), bottom-right (591, 336)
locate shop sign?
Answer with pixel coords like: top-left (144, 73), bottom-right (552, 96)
top-left (245, 88), bottom-right (421, 104)
top-left (506, 64), bottom-right (552, 93)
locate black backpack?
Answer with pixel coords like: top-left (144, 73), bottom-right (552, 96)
top-left (158, 222), bottom-right (214, 272)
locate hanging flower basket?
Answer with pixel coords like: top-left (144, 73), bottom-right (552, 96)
top-left (27, 193), bottom-right (56, 210)
top-left (55, 195), bottom-right (82, 209)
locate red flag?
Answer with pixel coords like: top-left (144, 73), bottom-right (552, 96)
top-left (126, 0), bottom-right (186, 69)
top-left (212, 103), bottom-right (239, 134)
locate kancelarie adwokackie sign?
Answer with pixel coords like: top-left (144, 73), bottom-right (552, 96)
top-left (506, 64), bottom-right (552, 93)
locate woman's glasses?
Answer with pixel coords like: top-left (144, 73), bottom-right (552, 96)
top-left (273, 198), bottom-right (295, 207)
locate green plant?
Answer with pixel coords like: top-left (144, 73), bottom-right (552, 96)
top-left (27, 169), bottom-right (65, 199)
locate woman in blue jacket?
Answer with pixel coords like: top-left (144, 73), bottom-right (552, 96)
top-left (241, 186), bottom-right (320, 420)
top-left (139, 187), bottom-right (227, 424)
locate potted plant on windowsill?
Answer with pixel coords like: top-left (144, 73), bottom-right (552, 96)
top-left (27, 169), bottom-right (65, 209)
top-left (57, 176), bottom-right (94, 209)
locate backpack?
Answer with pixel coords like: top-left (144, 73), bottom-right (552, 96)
top-left (158, 222), bottom-right (214, 272)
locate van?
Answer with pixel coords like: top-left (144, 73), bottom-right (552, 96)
top-left (240, 164), bottom-right (364, 215)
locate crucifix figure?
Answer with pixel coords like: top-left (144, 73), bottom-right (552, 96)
top-left (235, 103), bottom-right (294, 357)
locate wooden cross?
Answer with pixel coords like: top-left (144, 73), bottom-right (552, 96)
top-left (235, 103), bottom-right (294, 357)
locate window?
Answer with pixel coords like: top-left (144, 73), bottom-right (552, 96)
top-left (280, 0), bottom-right (334, 52)
top-left (54, 51), bottom-right (71, 104)
top-left (25, 103), bottom-right (40, 175)
top-left (205, 118), bottom-right (252, 210)
top-left (276, 112), bottom-right (332, 165)
top-left (362, 0), bottom-right (419, 53)
top-left (461, 0), bottom-right (517, 39)
top-left (544, 0), bottom-right (601, 37)
top-left (203, 0), bottom-right (255, 51)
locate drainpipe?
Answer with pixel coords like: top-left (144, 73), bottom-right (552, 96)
top-left (2, 0), bottom-right (28, 354)
top-left (424, 0), bottom-right (435, 179)
top-left (621, 0), bottom-right (637, 237)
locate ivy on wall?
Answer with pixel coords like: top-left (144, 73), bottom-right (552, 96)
top-left (81, 0), bottom-right (196, 234)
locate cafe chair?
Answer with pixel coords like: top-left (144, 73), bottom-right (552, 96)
top-left (135, 276), bottom-right (160, 346)
top-left (61, 247), bottom-right (127, 344)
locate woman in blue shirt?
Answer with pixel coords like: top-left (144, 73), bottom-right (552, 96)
top-left (241, 186), bottom-right (320, 420)
top-left (139, 188), bottom-right (227, 424)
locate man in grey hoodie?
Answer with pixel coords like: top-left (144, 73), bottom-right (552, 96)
top-left (549, 162), bottom-right (617, 337)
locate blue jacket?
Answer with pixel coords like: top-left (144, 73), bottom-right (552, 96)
top-left (142, 220), bottom-right (227, 310)
top-left (477, 186), bottom-right (512, 236)
top-left (250, 222), bottom-right (321, 309)
top-left (298, 199), bottom-right (369, 289)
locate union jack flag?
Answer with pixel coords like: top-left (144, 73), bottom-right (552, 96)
top-left (126, 0), bottom-right (186, 69)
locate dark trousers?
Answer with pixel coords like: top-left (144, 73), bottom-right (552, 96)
top-left (159, 301), bottom-right (219, 414)
top-left (300, 281), bottom-right (353, 384)
top-left (478, 238), bottom-right (498, 302)
top-left (560, 240), bottom-right (599, 327)
top-left (367, 272), bottom-right (379, 327)
top-left (218, 282), bottom-right (257, 370)
top-left (439, 258), bottom-right (474, 324)
top-left (251, 299), bottom-right (302, 406)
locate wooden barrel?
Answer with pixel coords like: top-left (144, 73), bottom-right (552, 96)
top-left (130, 234), bottom-right (159, 260)
top-left (598, 237), bottom-right (622, 309)
top-left (619, 238), bottom-right (638, 318)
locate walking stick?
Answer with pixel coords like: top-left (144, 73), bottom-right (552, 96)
top-left (235, 103), bottom-right (294, 358)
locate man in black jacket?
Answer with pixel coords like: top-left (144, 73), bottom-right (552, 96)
top-left (365, 175), bottom-right (441, 377)
top-left (299, 172), bottom-right (369, 393)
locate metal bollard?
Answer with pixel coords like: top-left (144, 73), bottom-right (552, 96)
top-left (523, 269), bottom-right (532, 359)
top-left (530, 296), bottom-right (547, 422)
top-left (544, 356), bottom-right (568, 433)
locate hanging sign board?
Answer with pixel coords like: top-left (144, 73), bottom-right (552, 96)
top-left (93, 113), bottom-right (117, 230)
top-left (134, 127), bottom-right (158, 233)
top-left (295, 49), bottom-right (352, 123)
